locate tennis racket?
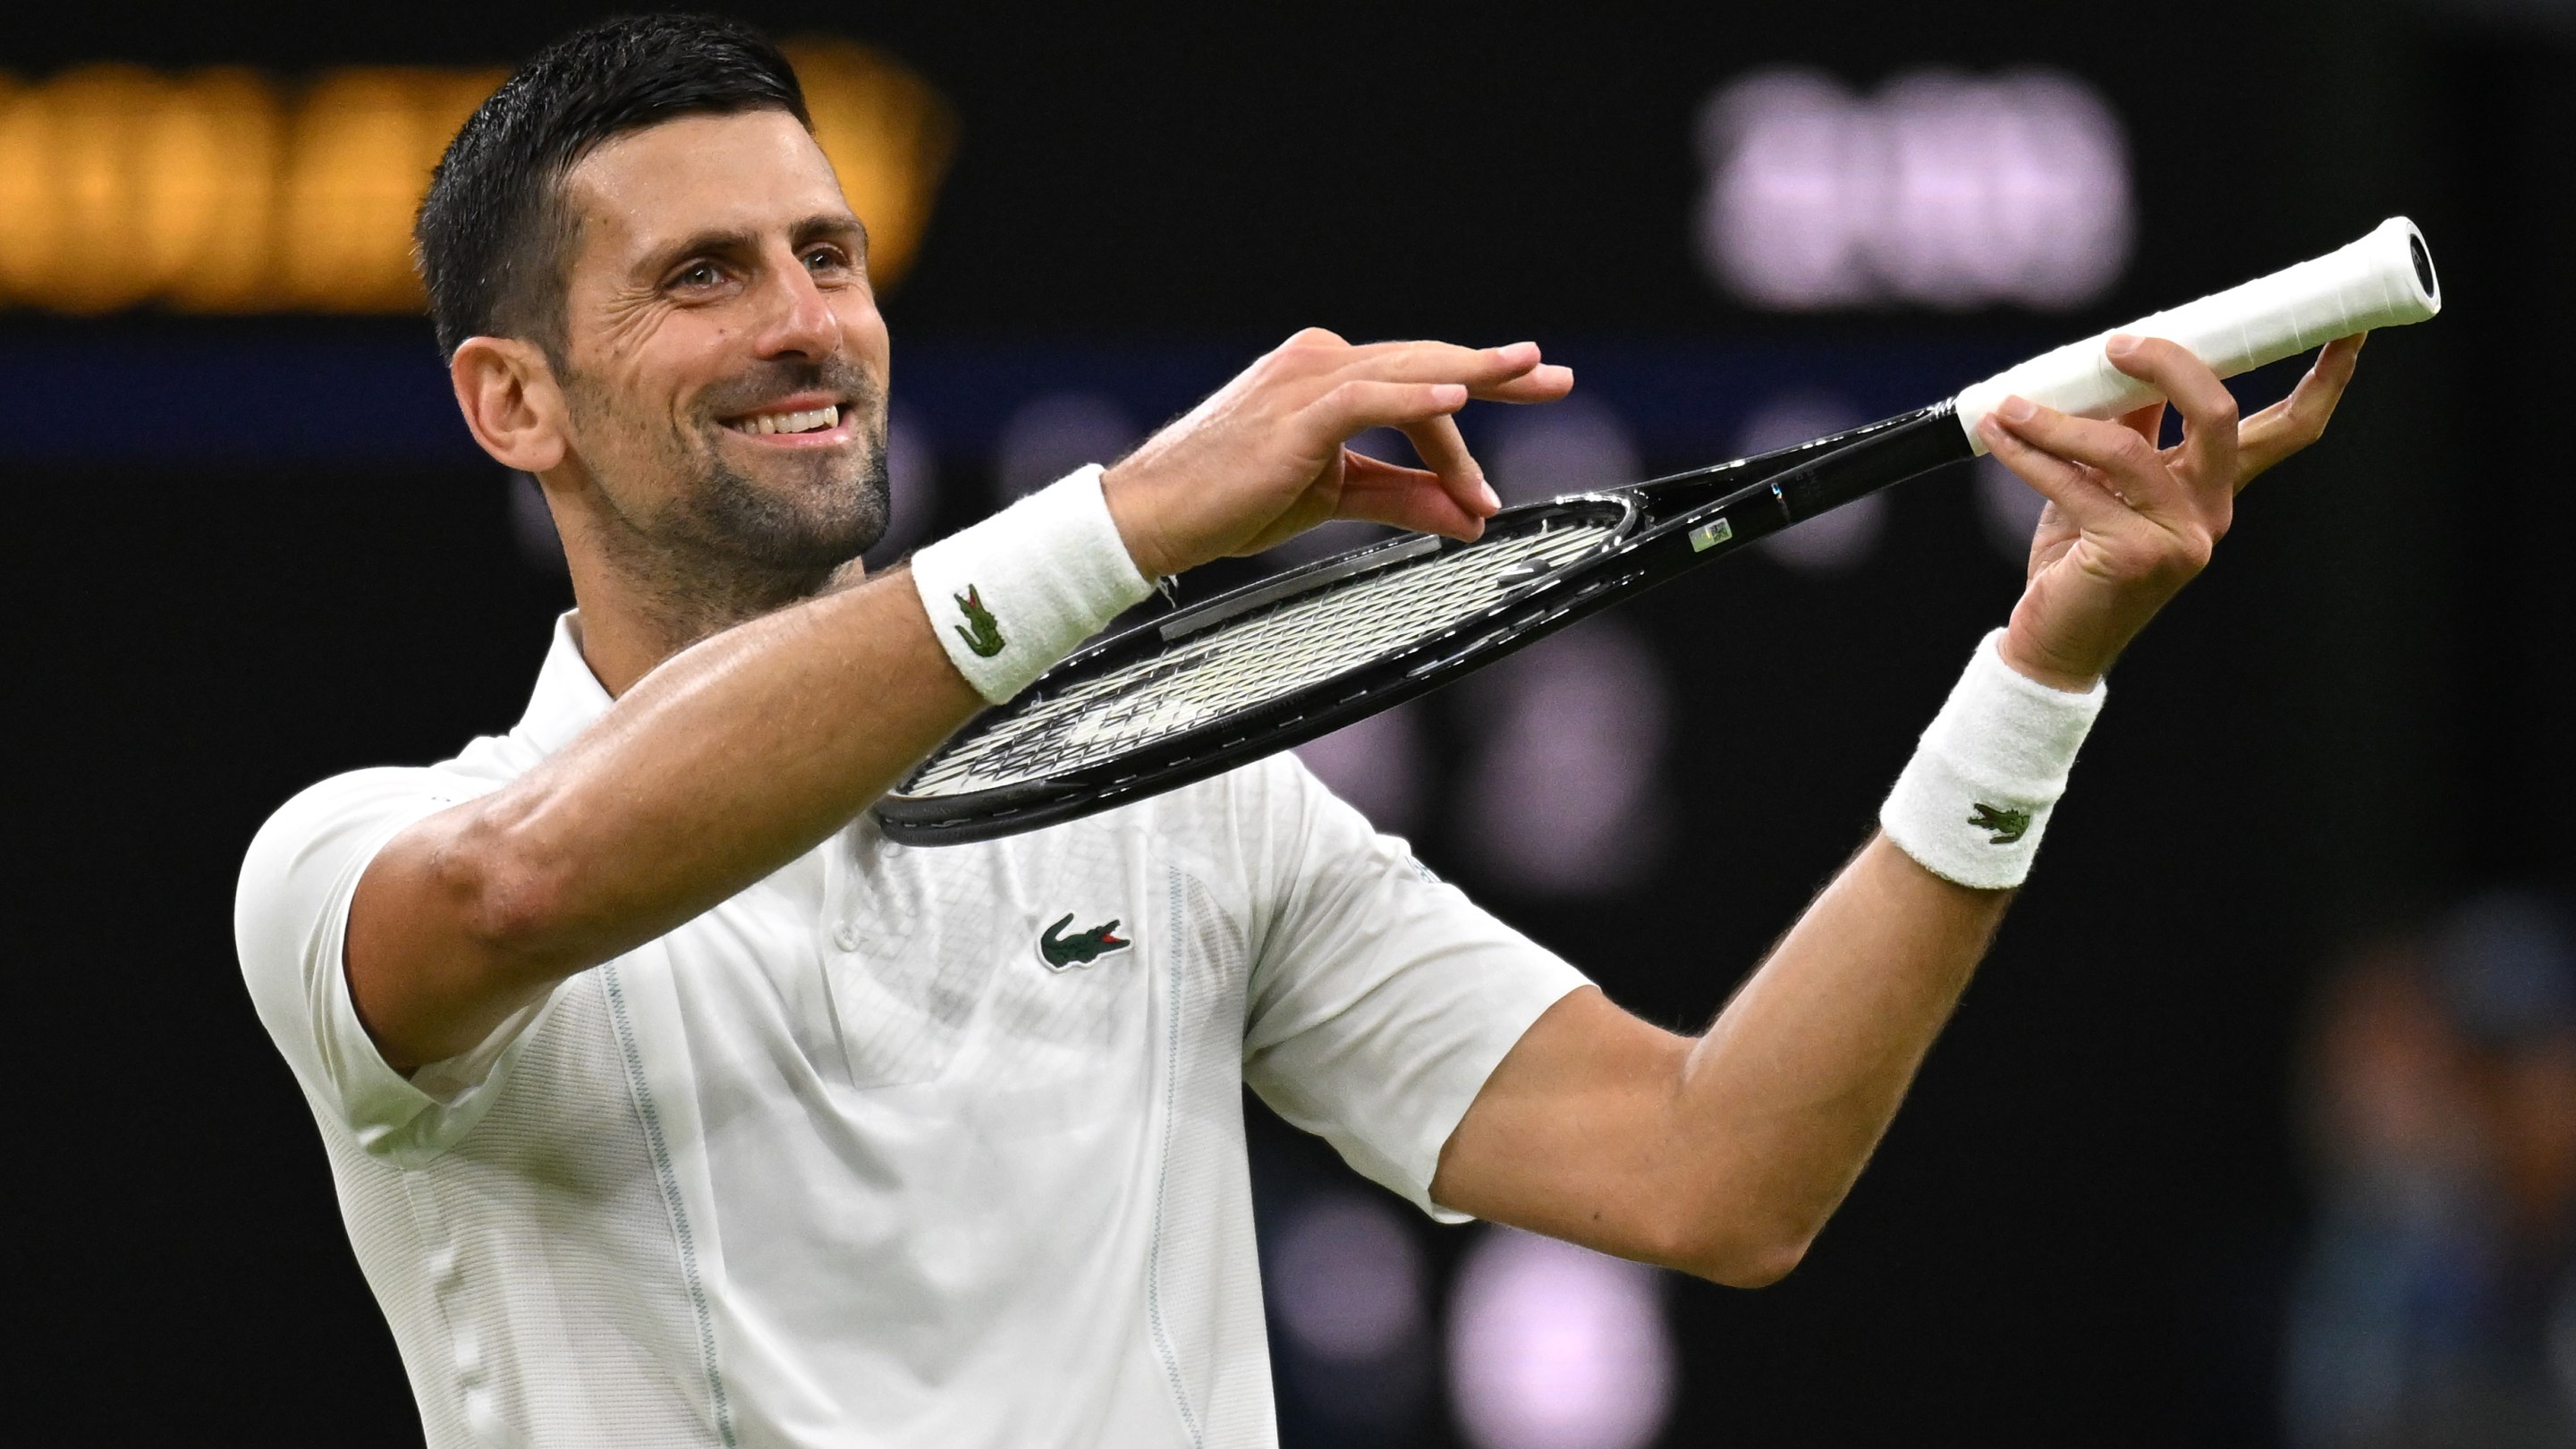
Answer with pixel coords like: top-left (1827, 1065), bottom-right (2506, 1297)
top-left (877, 217), bottom-right (2442, 844)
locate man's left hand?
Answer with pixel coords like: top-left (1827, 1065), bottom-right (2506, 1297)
top-left (1978, 332), bottom-right (2366, 691)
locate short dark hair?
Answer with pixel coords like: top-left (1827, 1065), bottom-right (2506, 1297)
top-left (414, 13), bottom-right (810, 361)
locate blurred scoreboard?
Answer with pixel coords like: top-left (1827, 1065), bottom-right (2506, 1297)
top-left (0, 38), bottom-right (953, 315)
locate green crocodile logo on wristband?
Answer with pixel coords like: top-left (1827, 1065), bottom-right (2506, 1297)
top-left (953, 585), bottom-right (1006, 658)
top-left (1968, 802), bottom-right (2031, 845)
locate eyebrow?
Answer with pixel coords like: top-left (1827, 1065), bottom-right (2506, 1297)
top-left (638, 212), bottom-right (871, 278)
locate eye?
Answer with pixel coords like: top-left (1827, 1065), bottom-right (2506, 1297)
top-left (802, 245), bottom-right (852, 275)
top-left (671, 260), bottom-right (725, 291)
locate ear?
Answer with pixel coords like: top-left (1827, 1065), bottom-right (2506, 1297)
top-left (450, 336), bottom-right (571, 473)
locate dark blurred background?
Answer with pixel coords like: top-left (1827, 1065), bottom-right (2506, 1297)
top-left (9, 2), bottom-right (2572, 1445)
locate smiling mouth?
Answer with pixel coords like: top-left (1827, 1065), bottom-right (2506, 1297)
top-left (723, 402), bottom-right (843, 436)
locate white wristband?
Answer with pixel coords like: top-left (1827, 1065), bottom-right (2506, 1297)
top-left (910, 464), bottom-right (1155, 704)
top-left (1879, 630), bottom-right (2106, 890)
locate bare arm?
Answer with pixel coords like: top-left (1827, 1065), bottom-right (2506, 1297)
top-left (348, 332), bottom-right (1572, 1072)
top-left (1434, 837), bottom-right (1999, 1285)
top-left (1429, 335), bottom-right (2367, 1284)
top-left (347, 572), bottom-right (977, 1069)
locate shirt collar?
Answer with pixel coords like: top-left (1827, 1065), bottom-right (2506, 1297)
top-left (511, 612), bottom-right (615, 757)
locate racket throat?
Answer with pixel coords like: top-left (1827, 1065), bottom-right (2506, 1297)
top-left (1667, 402), bottom-right (1970, 557)
top-left (1771, 402), bottom-right (1970, 523)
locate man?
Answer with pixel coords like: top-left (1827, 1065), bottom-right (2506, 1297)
top-left (236, 14), bottom-right (2361, 1448)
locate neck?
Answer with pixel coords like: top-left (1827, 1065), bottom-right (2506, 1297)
top-left (549, 480), bottom-right (860, 696)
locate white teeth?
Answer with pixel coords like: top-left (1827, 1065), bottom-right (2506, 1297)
top-left (733, 404), bottom-right (841, 436)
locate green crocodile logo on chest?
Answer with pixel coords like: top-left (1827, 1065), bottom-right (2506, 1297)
top-left (1038, 913), bottom-right (1131, 970)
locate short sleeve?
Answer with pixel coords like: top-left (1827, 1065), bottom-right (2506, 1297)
top-left (235, 767), bottom-right (534, 1163)
top-left (1237, 756), bottom-right (1589, 1223)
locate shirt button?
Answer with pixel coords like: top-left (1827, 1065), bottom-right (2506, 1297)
top-left (833, 924), bottom-right (860, 953)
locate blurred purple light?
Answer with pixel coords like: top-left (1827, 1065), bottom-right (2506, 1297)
top-left (1487, 395), bottom-right (1640, 506)
top-left (1455, 619), bottom-right (1669, 897)
top-left (1739, 390), bottom-right (1885, 572)
top-left (1447, 1228), bottom-right (1675, 1449)
top-left (863, 411), bottom-right (939, 569)
top-left (1697, 67), bottom-right (2131, 311)
top-left (1697, 70), bottom-right (1878, 309)
top-left (1294, 703), bottom-right (1428, 838)
top-left (1270, 1191), bottom-right (1428, 1363)
top-left (1344, 426), bottom-right (1417, 467)
top-left (995, 391), bottom-right (1138, 502)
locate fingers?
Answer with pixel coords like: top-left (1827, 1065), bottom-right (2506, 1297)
top-left (1975, 406), bottom-right (2132, 535)
top-left (1336, 451), bottom-right (1489, 539)
top-left (1316, 342), bottom-right (1563, 520)
top-left (1475, 360), bottom-right (1576, 403)
top-left (1298, 378), bottom-right (1498, 538)
top-left (2105, 334), bottom-right (2237, 503)
top-left (2237, 333), bottom-right (2365, 486)
top-left (1348, 340), bottom-right (1574, 402)
top-left (1131, 329), bottom-right (1573, 573)
top-left (1980, 398), bottom-right (2181, 525)
top-left (1282, 334), bottom-right (1574, 402)
top-left (1399, 412), bottom-right (1504, 516)
top-left (1305, 378), bottom-right (1471, 438)
top-left (1321, 337), bottom-right (1535, 386)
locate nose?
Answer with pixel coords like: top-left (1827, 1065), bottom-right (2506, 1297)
top-left (752, 250), bottom-right (842, 361)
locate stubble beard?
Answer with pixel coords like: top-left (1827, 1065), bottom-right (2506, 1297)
top-left (567, 358), bottom-right (893, 649)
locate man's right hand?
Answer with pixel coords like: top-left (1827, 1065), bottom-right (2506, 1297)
top-left (1098, 331), bottom-right (1575, 580)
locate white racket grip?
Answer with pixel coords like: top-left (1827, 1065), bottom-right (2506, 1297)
top-left (1953, 216), bottom-right (2439, 453)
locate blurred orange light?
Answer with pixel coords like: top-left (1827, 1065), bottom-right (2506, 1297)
top-left (0, 40), bottom-right (953, 316)
top-left (277, 67), bottom-right (503, 313)
top-left (787, 39), bottom-right (955, 292)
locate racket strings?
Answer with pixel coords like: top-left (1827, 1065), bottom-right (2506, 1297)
top-left (902, 517), bottom-right (1622, 796)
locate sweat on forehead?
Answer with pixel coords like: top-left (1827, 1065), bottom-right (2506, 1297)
top-left (412, 13), bottom-right (813, 361)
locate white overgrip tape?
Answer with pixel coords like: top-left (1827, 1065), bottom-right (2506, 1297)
top-left (1879, 630), bottom-right (2106, 890)
top-left (1953, 216), bottom-right (2440, 453)
top-left (910, 464), bottom-right (1155, 704)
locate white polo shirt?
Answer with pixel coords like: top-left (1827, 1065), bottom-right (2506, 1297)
top-left (236, 615), bottom-right (1588, 1449)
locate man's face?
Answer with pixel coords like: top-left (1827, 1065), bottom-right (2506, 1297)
top-left (552, 108), bottom-right (893, 578)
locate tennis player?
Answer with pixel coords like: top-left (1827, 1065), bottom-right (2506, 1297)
top-left (236, 15), bottom-right (2362, 1447)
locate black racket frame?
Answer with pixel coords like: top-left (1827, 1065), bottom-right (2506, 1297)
top-left (876, 401), bottom-right (1973, 844)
